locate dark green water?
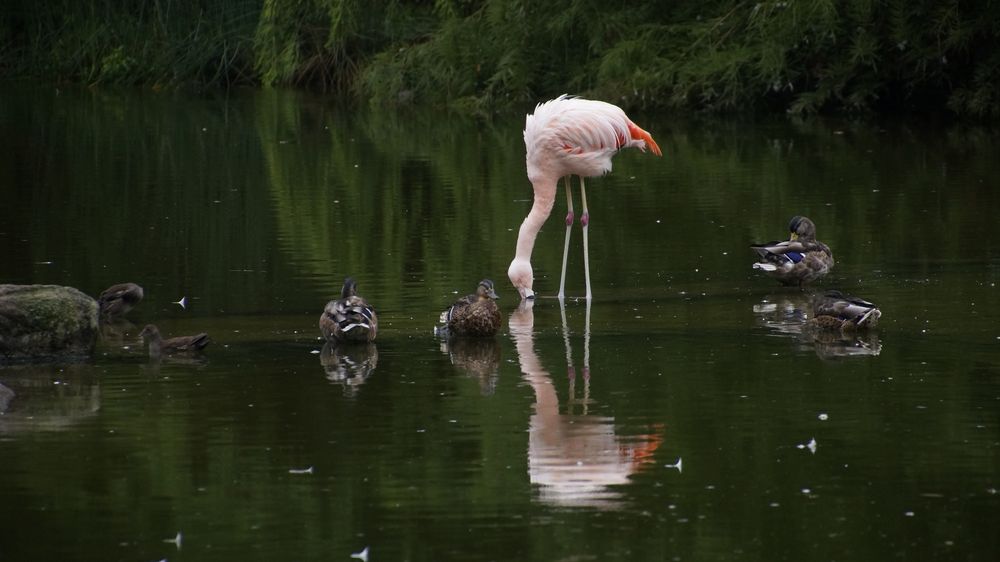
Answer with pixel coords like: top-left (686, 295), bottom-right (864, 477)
top-left (1, 85), bottom-right (999, 561)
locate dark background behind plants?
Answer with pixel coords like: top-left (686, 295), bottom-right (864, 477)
top-left (2, 0), bottom-right (998, 117)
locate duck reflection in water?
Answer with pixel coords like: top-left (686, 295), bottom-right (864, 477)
top-left (510, 299), bottom-right (663, 508)
top-left (753, 292), bottom-right (881, 358)
top-left (98, 316), bottom-right (138, 348)
top-left (320, 342), bottom-right (378, 396)
top-left (439, 337), bottom-right (501, 395)
top-left (805, 290), bottom-right (882, 358)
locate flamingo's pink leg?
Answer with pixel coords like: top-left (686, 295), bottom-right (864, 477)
top-left (558, 176), bottom-right (574, 300)
top-left (581, 177), bottom-right (592, 300)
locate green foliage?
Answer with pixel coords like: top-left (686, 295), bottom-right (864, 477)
top-left (3, 0), bottom-right (999, 117)
top-left (1, 0), bottom-right (260, 87)
top-left (253, 0), bottom-right (438, 93)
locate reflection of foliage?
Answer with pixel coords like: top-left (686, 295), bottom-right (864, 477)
top-left (0, 86), bottom-right (277, 313)
top-left (257, 89), bottom-right (526, 309)
top-left (3, 85), bottom-right (999, 319)
top-left (2, 85), bottom-right (1000, 560)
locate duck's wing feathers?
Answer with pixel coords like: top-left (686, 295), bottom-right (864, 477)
top-left (751, 240), bottom-right (813, 262)
top-left (447, 299), bottom-right (501, 337)
top-left (751, 241), bottom-right (806, 271)
top-left (327, 296), bottom-right (378, 335)
top-left (814, 291), bottom-right (880, 326)
top-left (98, 283), bottom-right (144, 316)
top-left (164, 333), bottom-right (210, 352)
top-left (444, 294), bottom-right (477, 324)
top-left (752, 239), bottom-right (834, 278)
top-left (99, 286), bottom-right (127, 303)
top-left (100, 283), bottom-right (143, 301)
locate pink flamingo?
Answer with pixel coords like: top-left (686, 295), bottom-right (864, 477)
top-left (508, 95), bottom-right (662, 300)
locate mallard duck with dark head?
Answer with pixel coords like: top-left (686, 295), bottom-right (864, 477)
top-left (438, 279), bottom-right (501, 337)
top-left (807, 290), bottom-right (881, 332)
top-left (138, 324), bottom-right (210, 358)
top-left (98, 282), bottom-right (144, 318)
top-left (320, 277), bottom-right (378, 343)
top-left (751, 216), bottom-right (834, 286)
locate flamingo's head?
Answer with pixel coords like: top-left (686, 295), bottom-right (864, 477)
top-left (507, 258), bottom-right (535, 300)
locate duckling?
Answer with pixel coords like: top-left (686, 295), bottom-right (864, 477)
top-left (320, 277), bottom-right (378, 343)
top-left (751, 216), bottom-right (834, 286)
top-left (97, 282), bottom-right (144, 318)
top-left (438, 279), bottom-right (502, 337)
top-left (807, 290), bottom-right (881, 332)
top-left (138, 324), bottom-right (210, 358)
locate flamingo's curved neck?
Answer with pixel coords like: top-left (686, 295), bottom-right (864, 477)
top-left (515, 177), bottom-right (558, 262)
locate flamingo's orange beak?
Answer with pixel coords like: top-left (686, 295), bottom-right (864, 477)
top-left (628, 122), bottom-right (662, 156)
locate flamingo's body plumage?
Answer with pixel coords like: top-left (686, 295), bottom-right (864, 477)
top-left (524, 95), bottom-right (658, 180)
top-left (509, 95), bottom-right (661, 300)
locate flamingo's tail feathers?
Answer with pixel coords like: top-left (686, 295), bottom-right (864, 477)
top-left (628, 122), bottom-right (662, 156)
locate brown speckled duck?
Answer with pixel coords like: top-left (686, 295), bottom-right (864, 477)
top-left (438, 279), bottom-right (501, 337)
top-left (98, 282), bottom-right (144, 318)
top-left (320, 277), bottom-right (378, 343)
top-left (807, 290), bottom-right (881, 332)
top-left (751, 216), bottom-right (834, 286)
top-left (138, 324), bottom-right (210, 358)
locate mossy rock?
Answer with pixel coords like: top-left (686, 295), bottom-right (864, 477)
top-left (0, 284), bottom-right (99, 362)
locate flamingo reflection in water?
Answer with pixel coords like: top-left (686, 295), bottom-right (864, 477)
top-left (509, 299), bottom-right (663, 508)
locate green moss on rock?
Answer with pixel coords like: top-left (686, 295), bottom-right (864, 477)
top-left (0, 285), bottom-right (99, 362)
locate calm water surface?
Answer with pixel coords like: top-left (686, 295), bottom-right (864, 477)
top-left (1, 85), bottom-right (999, 561)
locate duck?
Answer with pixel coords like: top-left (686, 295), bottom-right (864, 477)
top-left (751, 216), bottom-right (834, 286)
top-left (807, 290), bottom-right (881, 332)
top-left (320, 277), bottom-right (378, 343)
top-left (138, 324), bottom-right (210, 358)
top-left (438, 279), bottom-right (502, 337)
top-left (97, 282), bottom-right (144, 318)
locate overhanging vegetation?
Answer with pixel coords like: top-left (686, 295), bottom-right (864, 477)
top-left (2, 0), bottom-right (997, 117)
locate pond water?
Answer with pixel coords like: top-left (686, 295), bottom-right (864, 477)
top-left (1, 85), bottom-right (999, 561)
